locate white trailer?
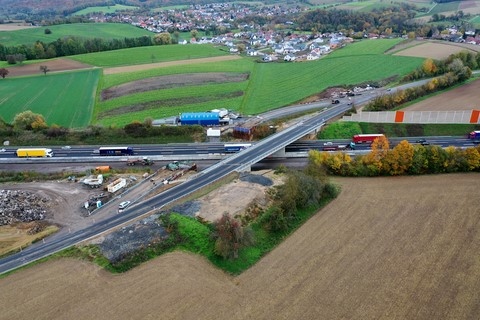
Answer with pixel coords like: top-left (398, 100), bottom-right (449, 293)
top-left (107, 178), bottom-right (126, 193)
top-left (82, 174), bottom-right (103, 188)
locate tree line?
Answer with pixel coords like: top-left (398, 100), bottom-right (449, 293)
top-left (0, 31), bottom-right (177, 62)
top-left (0, 111), bottom-right (204, 146)
top-left (292, 5), bottom-right (472, 39)
top-left (310, 136), bottom-right (480, 176)
top-left (365, 52), bottom-right (476, 112)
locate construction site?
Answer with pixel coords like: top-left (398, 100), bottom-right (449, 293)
top-left (0, 159), bottom-right (198, 257)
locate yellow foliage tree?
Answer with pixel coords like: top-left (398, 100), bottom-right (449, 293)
top-left (422, 58), bottom-right (437, 75)
top-left (464, 147), bottom-right (480, 170)
top-left (384, 140), bottom-right (414, 175)
top-left (365, 135), bottom-right (389, 171)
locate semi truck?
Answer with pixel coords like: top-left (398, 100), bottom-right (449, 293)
top-left (468, 131), bottom-right (480, 139)
top-left (352, 134), bottom-right (385, 144)
top-left (224, 143), bottom-right (252, 153)
top-left (322, 142), bottom-right (355, 151)
top-left (16, 148), bottom-right (53, 157)
top-left (126, 157), bottom-right (154, 166)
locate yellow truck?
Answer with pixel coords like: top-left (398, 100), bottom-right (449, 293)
top-left (16, 148), bottom-right (54, 158)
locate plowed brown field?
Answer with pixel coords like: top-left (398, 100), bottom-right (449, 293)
top-left (1, 174), bottom-right (480, 320)
top-left (403, 78), bottom-right (480, 111)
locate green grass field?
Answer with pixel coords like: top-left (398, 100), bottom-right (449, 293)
top-left (429, 1), bottom-right (459, 14)
top-left (73, 4), bottom-right (139, 15)
top-left (2, 39), bottom-right (424, 128)
top-left (0, 69), bottom-right (100, 127)
top-left (92, 39), bottom-right (423, 126)
top-left (0, 23), bottom-right (153, 47)
top-left (71, 44), bottom-right (229, 67)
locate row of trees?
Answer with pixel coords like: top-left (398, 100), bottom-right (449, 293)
top-left (310, 136), bottom-right (480, 176)
top-left (0, 111), bottom-right (205, 145)
top-left (0, 33), bottom-right (175, 62)
top-left (365, 58), bottom-right (472, 112)
top-left (403, 51), bottom-right (480, 82)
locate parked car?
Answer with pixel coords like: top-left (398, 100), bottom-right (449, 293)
top-left (118, 201), bottom-right (131, 210)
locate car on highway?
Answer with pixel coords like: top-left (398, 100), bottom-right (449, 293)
top-left (61, 146), bottom-right (71, 150)
top-left (0, 148), bottom-right (5, 152)
top-left (416, 138), bottom-right (430, 146)
top-left (118, 201), bottom-right (131, 211)
top-left (323, 141), bottom-right (333, 146)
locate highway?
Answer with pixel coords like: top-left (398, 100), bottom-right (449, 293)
top-left (0, 105), bottom-right (348, 274)
top-left (0, 84), bottom-right (478, 274)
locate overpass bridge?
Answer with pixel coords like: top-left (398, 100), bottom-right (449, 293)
top-left (0, 103), bottom-right (354, 274)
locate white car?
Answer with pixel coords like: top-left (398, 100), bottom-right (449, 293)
top-left (61, 146), bottom-right (71, 150)
top-left (118, 201), bottom-right (131, 210)
top-left (323, 141), bottom-right (333, 146)
top-left (0, 148), bottom-right (5, 152)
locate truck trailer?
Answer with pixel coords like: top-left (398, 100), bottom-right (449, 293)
top-left (16, 148), bottom-right (53, 157)
top-left (468, 131), bottom-right (480, 139)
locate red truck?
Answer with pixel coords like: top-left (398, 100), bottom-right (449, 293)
top-left (352, 134), bottom-right (385, 144)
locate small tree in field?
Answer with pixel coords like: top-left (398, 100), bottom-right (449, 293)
top-left (213, 212), bottom-right (254, 259)
top-left (40, 65), bottom-right (49, 75)
top-left (0, 68), bottom-right (8, 78)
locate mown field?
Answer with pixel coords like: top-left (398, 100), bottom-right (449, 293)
top-left (0, 23), bottom-right (153, 47)
top-left (0, 69), bottom-right (100, 127)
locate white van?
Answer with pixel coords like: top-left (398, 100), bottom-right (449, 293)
top-left (118, 201), bottom-right (131, 210)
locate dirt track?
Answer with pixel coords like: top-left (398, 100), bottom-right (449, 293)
top-left (1, 174), bottom-right (480, 320)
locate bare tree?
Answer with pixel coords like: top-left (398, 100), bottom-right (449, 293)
top-left (0, 68), bottom-right (9, 79)
top-left (39, 65), bottom-right (49, 75)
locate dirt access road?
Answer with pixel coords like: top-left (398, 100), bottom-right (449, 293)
top-left (1, 174), bottom-right (480, 320)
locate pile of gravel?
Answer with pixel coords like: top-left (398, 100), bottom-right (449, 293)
top-left (98, 214), bottom-right (168, 262)
top-left (168, 200), bottom-right (201, 217)
top-left (239, 172), bottom-right (274, 187)
top-left (0, 190), bottom-right (49, 226)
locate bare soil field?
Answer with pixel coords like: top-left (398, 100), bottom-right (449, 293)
top-left (0, 24), bottom-right (39, 31)
top-left (5, 58), bottom-right (93, 77)
top-left (403, 78), bottom-right (480, 112)
top-left (101, 72), bottom-right (248, 100)
top-left (1, 174), bottom-right (480, 320)
top-left (393, 41), bottom-right (480, 60)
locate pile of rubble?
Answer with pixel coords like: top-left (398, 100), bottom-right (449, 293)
top-left (0, 189), bottom-right (49, 226)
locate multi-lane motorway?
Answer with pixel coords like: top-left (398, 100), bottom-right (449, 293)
top-left (0, 90), bottom-right (477, 274)
top-left (0, 106), bottom-right (339, 274)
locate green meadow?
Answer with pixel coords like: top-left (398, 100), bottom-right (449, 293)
top-left (0, 69), bottom-right (100, 127)
top-left (71, 44), bottom-right (229, 67)
top-left (0, 23), bottom-right (153, 47)
top-left (2, 39), bottom-right (424, 128)
top-left (94, 39), bottom-right (423, 126)
top-left (73, 4), bottom-right (139, 15)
